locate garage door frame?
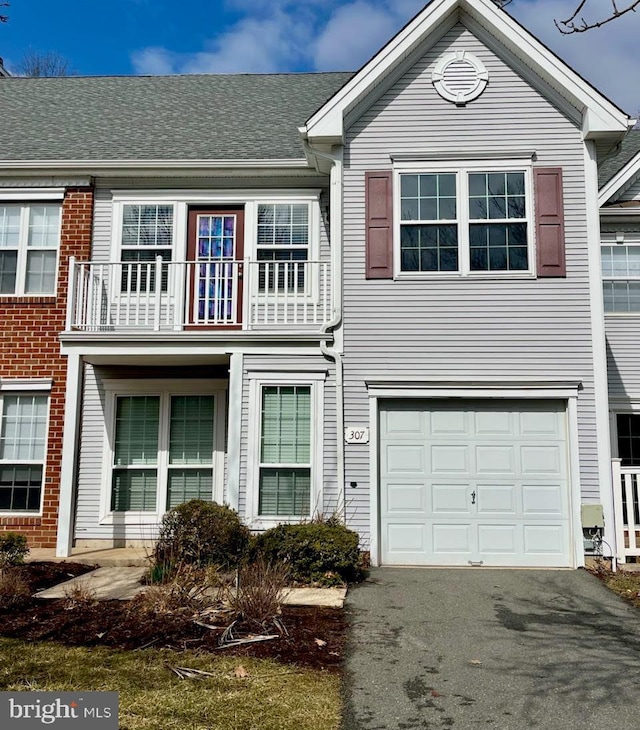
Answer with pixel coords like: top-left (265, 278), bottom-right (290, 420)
top-left (367, 381), bottom-right (583, 568)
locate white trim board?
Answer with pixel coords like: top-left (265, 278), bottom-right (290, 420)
top-left (599, 151), bottom-right (640, 206)
top-left (303, 0), bottom-right (629, 142)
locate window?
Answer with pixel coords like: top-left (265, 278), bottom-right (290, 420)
top-left (0, 394), bottom-right (48, 512)
top-left (120, 204), bottom-right (174, 293)
top-left (107, 385), bottom-right (221, 515)
top-left (397, 166), bottom-right (531, 275)
top-left (256, 203), bottom-right (309, 291)
top-left (616, 414), bottom-right (640, 467)
top-left (258, 386), bottom-right (311, 516)
top-left (602, 242), bottom-right (640, 312)
top-left (0, 204), bottom-right (61, 295)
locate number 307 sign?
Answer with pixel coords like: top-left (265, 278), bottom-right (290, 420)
top-left (344, 426), bottom-right (369, 444)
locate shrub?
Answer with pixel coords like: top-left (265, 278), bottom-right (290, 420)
top-left (135, 564), bottom-right (225, 616)
top-left (154, 500), bottom-right (250, 572)
top-left (253, 517), bottom-right (363, 585)
top-left (0, 568), bottom-right (32, 608)
top-left (0, 532), bottom-right (29, 568)
top-left (230, 559), bottom-right (290, 630)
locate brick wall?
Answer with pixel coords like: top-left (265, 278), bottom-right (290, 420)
top-left (0, 187), bottom-right (94, 548)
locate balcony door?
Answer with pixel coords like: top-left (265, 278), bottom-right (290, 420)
top-left (187, 207), bottom-right (244, 328)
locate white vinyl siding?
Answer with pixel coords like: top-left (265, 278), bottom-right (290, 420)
top-left (343, 20), bottom-right (596, 545)
top-left (0, 204), bottom-right (60, 295)
top-left (0, 394), bottom-right (48, 512)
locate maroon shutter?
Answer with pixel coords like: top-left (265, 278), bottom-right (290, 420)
top-left (365, 170), bottom-right (393, 279)
top-left (534, 167), bottom-right (566, 278)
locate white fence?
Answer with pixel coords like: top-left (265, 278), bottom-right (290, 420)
top-left (612, 459), bottom-right (640, 563)
top-left (67, 258), bottom-right (332, 332)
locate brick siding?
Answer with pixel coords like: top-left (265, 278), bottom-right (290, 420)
top-left (0, 187), bottom-right (93, 548)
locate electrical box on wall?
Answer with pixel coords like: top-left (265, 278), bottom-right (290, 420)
top-left (581, 504), bottom-right (604, 529)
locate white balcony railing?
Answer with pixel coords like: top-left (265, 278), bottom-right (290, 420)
top-left (67, 258), bottom-right (332, 332)
top-left (612, 459), bottom-right (640, 563)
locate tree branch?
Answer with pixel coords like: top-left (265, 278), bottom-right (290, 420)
top-left (0, 2), bottom-right (9, 23)
top-left (555, 0), bottom-right (640, 34)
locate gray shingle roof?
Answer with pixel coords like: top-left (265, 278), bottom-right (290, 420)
top-left (599, 130), bottom-right (640, 190)
top-left (0, 72), bottom-right (353, 161)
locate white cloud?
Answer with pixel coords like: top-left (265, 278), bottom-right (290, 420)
top-left (129, 0), bottom-right (640, 116)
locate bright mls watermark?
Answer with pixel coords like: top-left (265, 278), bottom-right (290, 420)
top-left (1, 692), bottom-right (118, 728)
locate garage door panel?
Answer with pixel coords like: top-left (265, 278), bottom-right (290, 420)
top-left (384, 483), bottom-right (426, 514)
top-left (477, 524), bottom-right (518, 554)
top-left (519, 409), bottom-right (563, 437)
top-left (523, 525), bottom-right (566, 554)
top-left (475, 410), bottom-right (512, 435)
top-left (432, 483), bottom-right (471, 514)
top-left (520, 446), bottom-right (563, 476)
top-left (432, 524), bottom-right (472, 554)
top-left (476, 484), bottom-right (517, 514)
top-left (476, 445), bottom-right (516, 474)
top-left (522, 484), bottom-right (565, 515)
top-left (380, 399), bottom-right (572, 567)
top-left (431, 409), bottom-right (469, 435)
top-left (431, 445), bottom-right (470, 473)
top-left (386, 523), bottom-right (426, 553)
top-left (385, 409), bottom-right (425, 435)
top-left (385, 444), bottom-right (426, 474)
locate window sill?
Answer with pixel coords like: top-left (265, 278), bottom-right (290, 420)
top-left (0, 296), bottom-right (58, 304)
top-left (393, 272), bottom-right (536, 282)
top-left (99, 512), bottom-right (161, 526)
top-left (247, 516), bottom-right (311, 531)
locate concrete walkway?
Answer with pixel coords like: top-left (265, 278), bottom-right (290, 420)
top-left (35, 566), bottom-right (347, 607)
top-left (343, 568), bottom-right (640, 730)
top-left (28, 547), bottom-right (148, 567)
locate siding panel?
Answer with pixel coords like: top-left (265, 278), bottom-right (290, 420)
top-left (342, 22), bottom-right (598, 546)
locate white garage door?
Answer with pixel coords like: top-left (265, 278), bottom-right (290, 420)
top-left (380, 399), bottom-right (572, 567)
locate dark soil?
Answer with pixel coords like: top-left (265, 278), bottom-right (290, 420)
top-left (0, 562), bottom-right (346, 672)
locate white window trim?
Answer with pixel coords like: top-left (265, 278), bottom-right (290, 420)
top-left (393, 159), bottom-right (536, 280)
top-left (0, 390), bottom-right (51, 517)
top-left (99, 379), bottom-right (227, 525)
top-left (0, 202), bottom-right (62, 297)
top-left (600, 234), bottom-right (640, 315)
top-left (110, 194), bottom-right (323, 323)
top-left (246, 372), bottom-right (325, 529)
top-left (0, 189), bottom-right (65, 201)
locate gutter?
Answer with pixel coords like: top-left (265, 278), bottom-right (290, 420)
top-left (302, 139), bottom-right (347, 522)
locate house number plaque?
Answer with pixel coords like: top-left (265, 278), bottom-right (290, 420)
top-left (345, 427), bottom-right (369, 444)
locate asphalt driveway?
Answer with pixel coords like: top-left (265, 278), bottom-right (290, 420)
top-left (343, 568), bottom-right (640, 729)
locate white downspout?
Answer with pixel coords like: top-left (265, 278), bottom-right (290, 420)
top-left (302, 140), bottom-right (346, 520)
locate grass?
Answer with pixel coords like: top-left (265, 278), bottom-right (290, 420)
top-left (601, 569), bottom-right (640, 609)
top-left (0, 638), bottom-right (341, 730)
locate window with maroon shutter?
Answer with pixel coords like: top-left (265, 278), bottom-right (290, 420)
top-left (365, 170), bottom-right (393, 279)
top-left (534, 168), bottom-right (566, 278)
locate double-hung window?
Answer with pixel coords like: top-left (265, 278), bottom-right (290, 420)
top-left (0, 204), bottom-right (61, 295)
top-left (120, 204), bottom-right (174, 293)
top-left (0, 394), bottom-right (48, 512)
top-left (256, 203), bottom-right (310, 292)
top-left (106, 382), bottom-right (224, 518)
top-left (601, 232), bottom-right (640, 312)
top-left (250, 374), bottom-right (324, 523)
top-left (398, 165), bottom-right (532, 276)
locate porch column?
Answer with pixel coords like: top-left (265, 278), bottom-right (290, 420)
top-left (226, 353), bottom-right (244, 512)
top-left (56, 352), bottom-right (83, 557)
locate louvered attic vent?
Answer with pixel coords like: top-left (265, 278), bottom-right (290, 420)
top-left (432, 50), bottom-right (489, 105)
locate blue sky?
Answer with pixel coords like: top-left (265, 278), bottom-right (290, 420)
top-left (1, 0), bottom-right (638, 113)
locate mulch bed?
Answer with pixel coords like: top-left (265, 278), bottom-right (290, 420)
top-left (0, 562), bottom-right (346, 672)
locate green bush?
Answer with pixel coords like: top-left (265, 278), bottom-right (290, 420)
top-left (253, 517), bottom-right (363, 585)
top-left (0, 532), bottom-right (29, 568)
top-left (154, 500), bottom-right (250, 572)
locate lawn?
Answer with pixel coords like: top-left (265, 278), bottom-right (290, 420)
top-left (0, 639), bottom-right (341, 730)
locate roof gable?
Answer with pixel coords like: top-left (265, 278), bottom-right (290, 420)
top-left (302, 0), bottom-right (630, 144)
top-left (599, 130), bottom-right (640, 203)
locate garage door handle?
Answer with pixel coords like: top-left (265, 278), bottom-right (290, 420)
top-left (471, 491), bottom-right (476, 505)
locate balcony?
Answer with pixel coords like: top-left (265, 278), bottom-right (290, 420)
top-left (67, 258), bottom-right (332, 333)
top-left (611, 459), bottom-right (640, 563)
